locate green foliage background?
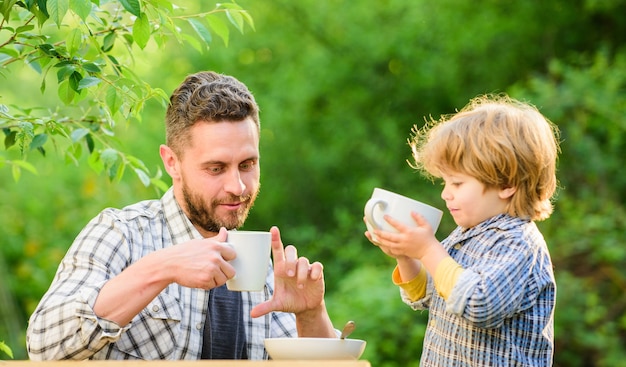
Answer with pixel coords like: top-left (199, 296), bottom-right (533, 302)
top-left (2, 0), bottom-right (626, 365)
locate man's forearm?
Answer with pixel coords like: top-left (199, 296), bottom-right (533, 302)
top-left (94, 251), bottom-right (171, 326)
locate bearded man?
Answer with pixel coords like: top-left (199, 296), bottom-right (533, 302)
top-left (27, 71), bottom-right (337, 360)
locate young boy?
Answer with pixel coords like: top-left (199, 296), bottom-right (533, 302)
top-left (365, 94), bottom-right (559, 366)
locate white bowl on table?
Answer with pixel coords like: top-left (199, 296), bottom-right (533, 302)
top-left (264, 337), bottom-right (367, 360)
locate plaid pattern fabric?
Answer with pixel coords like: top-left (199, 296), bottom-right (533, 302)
top-left (26, 188), bottom-right (297, 360)
top-left (402, 214), bottom-right (556, 366)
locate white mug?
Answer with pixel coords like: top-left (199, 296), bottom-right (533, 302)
top-left (364, 188), bottom-right (443, 236)
top-left (225, 230), bottom-right (272, 291)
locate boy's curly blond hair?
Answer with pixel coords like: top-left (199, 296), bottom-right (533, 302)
top-left (410, 94), bottom-right (560, 221)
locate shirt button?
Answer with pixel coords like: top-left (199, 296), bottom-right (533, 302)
top-left (196, 323), bottom-right (203, 330)
top-left (152, 305), bottom-right (160, 312)
top-left (454, 244), bottom-right (462, 250)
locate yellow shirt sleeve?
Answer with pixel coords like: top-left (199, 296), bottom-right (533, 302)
top-left (434, 256), bottom-right (465, 300)
top-left (392, 264), bottom-right (427, 302)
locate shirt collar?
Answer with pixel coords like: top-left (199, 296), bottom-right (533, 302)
top-left (161, 187), bottom-right (203, 244)
top-left (445, 214), bottom-right (530, 248)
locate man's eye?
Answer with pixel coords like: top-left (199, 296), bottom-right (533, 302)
top-left (207, 166), bottom-right (222, 174)
top-left (240, 160), bottom-right (256, 171)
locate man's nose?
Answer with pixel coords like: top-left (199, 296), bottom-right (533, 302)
top-left (224, 170), bottom-right (245, 196)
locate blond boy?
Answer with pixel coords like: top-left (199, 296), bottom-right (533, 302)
top-left (366, 94), bottom-right (559, 366)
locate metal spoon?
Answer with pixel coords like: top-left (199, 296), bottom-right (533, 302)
top-left (340, 320), bottom-right (356, 339)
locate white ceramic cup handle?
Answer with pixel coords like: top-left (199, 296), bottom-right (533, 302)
top-left (364, 198), bottom-right (387, 230)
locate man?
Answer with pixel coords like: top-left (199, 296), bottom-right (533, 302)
top-left (26, 71), bottom-right (337, 360)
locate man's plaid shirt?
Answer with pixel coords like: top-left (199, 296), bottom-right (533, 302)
top-left (27, 188), bottom-right (297, 360)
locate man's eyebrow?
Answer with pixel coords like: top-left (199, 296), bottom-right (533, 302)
top-left (199, 156), bottom-right (258, 166)
top-left (199, 160), bottom-right (225, 166)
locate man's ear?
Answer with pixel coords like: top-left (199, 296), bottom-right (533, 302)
top-left (160, 144), bottom-right (180, 179)
top-left (499, 186), bottom-right (517, 199)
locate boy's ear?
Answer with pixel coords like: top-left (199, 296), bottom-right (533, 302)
top-left (499, 186), bottom-right (517, 199)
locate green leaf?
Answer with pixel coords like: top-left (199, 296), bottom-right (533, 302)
top-left (107, 54), bottom-right (120, 69)
top-left (13, 160), bottom-right (38, 174)
top-left (87, 151), bottom-right (104, 174)
top-left (122, 33), bottom-right (134, 47)
top-left (4, 130), bottom-right (17, 149)
top-left (132, 13), bottom-right (151, 49)
top-left (85, 133), bottom-right (95, 153)
top-left (70, 128), bottom-right (89, 142)
top-left (36, 0), bottom-right (49, 17)
top-left (69, 0), bottom-right (92, 20)
top-left (102, 32), bottom-right (116, 52)
top-left (225, 9), bottom-right (244, 33)
top-left (66, 142), bottom-right (82, 163)
top-left (29, 133), bottom-right (48, 150)
top-left (151, 177), bottom-right (170, 193)
top-left (38, 71), bottom-right (46, 93)
top-left (66, 28), bottom-right (83, 55)
top-left (119, 0), bottom-right (141, 17)
top-left (111, 160), bottom-right (125, 182)
top-left (78, 76), bottom-right (101, 90)
top-left (100, 148), bottom-right (118, 167)
top-left (38, 43), bottom-right (59, 57)
top-left (11, 163), bottom-right (21, 181)
top-left (188, 18), bottom-right (212, 46)
top-left (57, 79), bottom-right (76, 104)
top-left (55, 63), bottom-right (77, 82)
top-left (1, 0), bottom-right (19, 21)
top-left (126, 155), bottom-right (147, 171)
top-left (134, 168), bottom-right (150, 186)
top-left (10, 159), bottom-right (38, 181)
top-left (206, 14), bottom-right (229, 46)
top-left (82, 62), bottom-right (101, 73)
top-left (0, 340), bottom-right (13, 359)
top-left (69, 71), bottom-right (83, 92)
top-left (239, 10), bottom-right (255, 31)
top-left (180, 34), bottom-right (203, 53)
top-left (0, 47), bottom-right (19, 59)
top-left (16, 24), bottom-right (35, 33)
top-left (105, 85), bottom-right (123, 115)
top-left (48, 0), bottom-right (70, 27)
top-left (16, 122), bottom-right (34, 153)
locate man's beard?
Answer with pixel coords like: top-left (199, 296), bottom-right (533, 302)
top-left (182, 181), bottom-right (258, 233)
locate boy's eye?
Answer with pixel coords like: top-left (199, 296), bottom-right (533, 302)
top-left (441, 180), bottom-right (462, 187)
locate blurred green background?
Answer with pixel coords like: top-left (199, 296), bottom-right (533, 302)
top-left (2, 0), bottom-right (626, 366)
